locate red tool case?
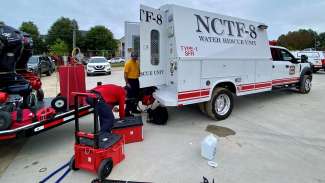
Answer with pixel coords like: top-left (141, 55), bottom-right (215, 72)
top-left (70, 92), bottom-right (125, 180)
top-left (112, 116), bottom-right (143, 144)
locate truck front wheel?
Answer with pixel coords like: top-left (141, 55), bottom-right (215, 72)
top-left (299, 75), bottom-right (312, 94)
top-left (205, 88), bottom-right (233, 120)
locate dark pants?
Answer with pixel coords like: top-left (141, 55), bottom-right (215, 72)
top-left (125, 78), bottom-right (139, 114)
top-left (87, 97), bottom-right (114, 133)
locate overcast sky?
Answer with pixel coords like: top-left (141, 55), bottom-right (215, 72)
top-left (1, 0), bottom-right (324, 40)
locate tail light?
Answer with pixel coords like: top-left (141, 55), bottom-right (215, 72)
top-left (321, 59), bottom-right (325, 66)
top-left (0, 92), bottom-right (9, 103)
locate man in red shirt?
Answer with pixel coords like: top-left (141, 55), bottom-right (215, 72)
top-left (88, 84), bottom-right (126, 133)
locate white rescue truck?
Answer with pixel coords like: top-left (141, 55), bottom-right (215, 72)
top-left (127, 4), bottom-right (313, 120)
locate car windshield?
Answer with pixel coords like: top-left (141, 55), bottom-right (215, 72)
top-left (28, 56), bottom-right (38, 64)
top-left (89, 58), bottom-right (107, 63)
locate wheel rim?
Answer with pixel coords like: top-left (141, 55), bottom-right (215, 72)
top-left (214, 94), bottom-right (231, 116)
top-left (305, 78), bottom-right (311, 91)
top-left (55, 100), bottom-right (64, 108)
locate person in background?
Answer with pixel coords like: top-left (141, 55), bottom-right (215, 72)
top-left (88, 84), bottom-right (126, 133)
top-left (124, 52), bottom-right (141, 116)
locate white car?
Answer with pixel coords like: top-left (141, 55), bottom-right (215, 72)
top-left (109, 57), bottom-right (125, 63)
top-left (291, 51), bottom-right (325, 73)
top-left (86, 56), bottom-right (111, 76)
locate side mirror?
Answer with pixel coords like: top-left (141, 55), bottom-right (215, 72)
top-left (300, 55), bottom-right (308, 63)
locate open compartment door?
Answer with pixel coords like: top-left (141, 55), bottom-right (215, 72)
top-left (139, 5), bottom-right (166, 88)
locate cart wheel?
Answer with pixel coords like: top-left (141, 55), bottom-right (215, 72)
top-left (69, 155), bottom-right (79, 171)
top-left (91, 179), bottom-right (101, 183)
top-left (51, 96), bottom-right (67, 112)
top-left (98, 158), bottom-right (113, 180)
top-left (0, 111), bottom-right (11, 130)
top-left (37, 89), bottom-right (44, 101)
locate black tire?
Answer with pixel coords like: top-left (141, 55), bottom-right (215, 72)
top-left (51, 96), bottom-right (67, 112)
top-left (98, 158), bottom-right (113, 180)
top-left (37, 89), bottom-right (44, 101)
top-left (205, 87), bottom-right (234, 120)
top-left (46, 69), bottom-right (51, 76)
top-left (148, 106), bottom-right (168, 125)
top-left (299, 75), bottom-right (312, 94)
top-left (69, 155), bottom-right (79, 171)
top-left (0, 111), bottom-right (11, 130)
top-left (108, 71), bottom-right (111, 75)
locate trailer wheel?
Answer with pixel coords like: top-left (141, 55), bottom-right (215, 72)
top-left (198, 102), bottom-right (207, 114)
top-left (98, 158), bottom-right (113, 180)
top-left (299, 75), bottom-right (312, 94)
top-left (51, 96), bottom-right (67, 112)
top-left (37, 89), bottom-right (44, 101)
top-left (206, 87), bottom-right (233, 120)
top-left (69, 155), bottom-right (79, 171)
top-left (0, 111), bottom-right (11, 130)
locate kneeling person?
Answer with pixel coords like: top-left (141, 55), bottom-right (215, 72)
top-left (88, 84), bottom-right (126, 133)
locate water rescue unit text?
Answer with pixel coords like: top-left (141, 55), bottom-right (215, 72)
top-left (194, 14), bottom-right (257, 46)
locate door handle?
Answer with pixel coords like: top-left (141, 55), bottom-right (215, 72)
top-left (285, 65), bottom-right (289, 68)
top-left (272, 65), bottom-right (275, 68)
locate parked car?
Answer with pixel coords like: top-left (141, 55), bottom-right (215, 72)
top-left (109, 57), bottom-right (125, 63)
top-left (291, 51), bottom-right (325, 73)
top-left (86, 56), bottom-right (111, 76)
top-left (27, 56), bottom-right (55, 76)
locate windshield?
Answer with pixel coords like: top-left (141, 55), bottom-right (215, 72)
top-left (89, 58), bottom-right (107, 63)
top-left (28, 56), bottom-right (38, 64)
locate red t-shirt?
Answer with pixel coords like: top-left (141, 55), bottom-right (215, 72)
top-left (92, 84), bottom-right (125, 119)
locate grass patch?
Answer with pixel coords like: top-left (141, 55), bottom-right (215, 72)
top-left (111, 62), bottom-right (125, 67)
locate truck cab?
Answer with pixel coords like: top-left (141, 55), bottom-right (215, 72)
top-left (271, 46), bottom-right (311, 87)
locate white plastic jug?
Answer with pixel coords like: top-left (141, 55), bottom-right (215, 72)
top-left (201, 134), bottom-right (218, 160)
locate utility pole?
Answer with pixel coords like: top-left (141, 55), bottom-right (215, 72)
top-left (72, 21), bottom-right (76, 49)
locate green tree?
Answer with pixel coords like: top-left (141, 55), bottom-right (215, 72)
top-left (19, 21), bottom-right (47, 54)
top-left (319, 32), bottom-right (325, 50)
top-left (47, 17), bottom-right (79, 51)
top-left (277, 29), bottom-right (318, 50)
top-left (85, 25), bottom-right (117, 54)
top-left (49, 39), bottom-right (69, 56)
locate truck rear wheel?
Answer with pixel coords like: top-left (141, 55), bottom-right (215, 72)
top-left (205, 88), bottom-right (233, 120)
top-left (299, 75), bottom-right (312, 94)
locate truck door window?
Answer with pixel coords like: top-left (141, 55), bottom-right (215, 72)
top-left (271, 48), bottom-right (282, 61)
top-left (151, 30), bottom-right (160, 65)
top-left (280, 50), bottom-right (295, 62)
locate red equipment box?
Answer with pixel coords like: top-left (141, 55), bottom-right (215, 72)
top-left (112, 116), bottom-right (143, 144)
top-left (71, 93), bottom-right (125, 180)
top-left (58, 64), bottom-right (86, 107)
top-left (74, 133), bottom-right (125, 173)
